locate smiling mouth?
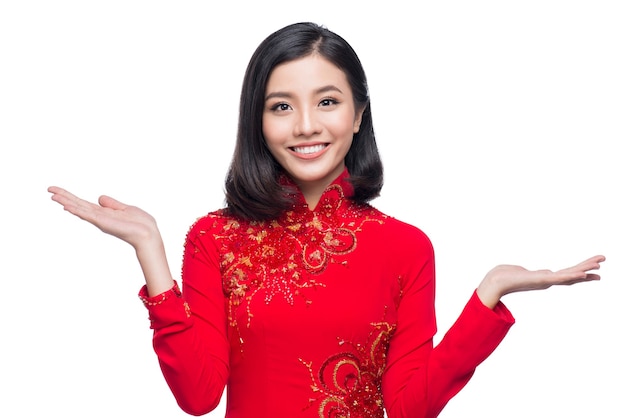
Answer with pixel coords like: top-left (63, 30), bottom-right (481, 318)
top-left (290, 144), bottom-right (328, 155)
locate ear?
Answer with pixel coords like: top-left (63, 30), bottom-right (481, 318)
top-left (353, 106), bottom-right (365, 134)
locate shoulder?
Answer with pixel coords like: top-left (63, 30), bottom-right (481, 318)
top-left (185, 209), bottom-right (242, 241)
top-left (366, 205), bottom-right (434, 254)
top-left (369, 209), bottom-right (436, 292)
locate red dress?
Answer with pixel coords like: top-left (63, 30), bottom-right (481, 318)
top-left (139, 170), bottom-right (514, 418)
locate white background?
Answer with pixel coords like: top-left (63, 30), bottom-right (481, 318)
top-left (1, 1), bottom-right (625, 417)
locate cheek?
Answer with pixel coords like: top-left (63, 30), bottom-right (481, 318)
top-left (261, 115), bottom-right (271, 139)
top-left (262, 116), bottom-right (287, 144)
top-left (262, 119), bottom-right (289, 161)
top-left (329, 112), bottom-right (359, 136)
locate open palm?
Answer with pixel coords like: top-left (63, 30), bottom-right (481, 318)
top-left (48, 186), bottom-right (159, 250)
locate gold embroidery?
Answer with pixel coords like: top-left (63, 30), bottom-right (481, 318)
top-left (188, 181), bottom-right (386, 349)
top-left (300, 316), bottom-right (396, 418)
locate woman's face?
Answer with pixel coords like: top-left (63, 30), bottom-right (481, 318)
top-left (262, 54), bottom-right (363, 202)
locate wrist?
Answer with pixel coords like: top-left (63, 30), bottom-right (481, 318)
top-left (476, 273), bottom-right (504, 309)
top-left (134, 235), bottom-right (174, 297)
top-left (134, 232), bottom-right (164, 255)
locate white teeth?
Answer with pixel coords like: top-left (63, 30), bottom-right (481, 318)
top-left (292, 144), bottom-right (326, 154)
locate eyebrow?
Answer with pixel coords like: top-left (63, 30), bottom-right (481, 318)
top-left (265, 85), bottom-right (344, 101)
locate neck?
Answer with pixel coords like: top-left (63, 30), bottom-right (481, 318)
top-left (299, 182), bottom-right (327, 210)
top-left (288, 166), bottom-right (349, 210)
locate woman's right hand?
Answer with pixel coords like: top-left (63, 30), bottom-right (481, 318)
top-left (48, 186), bottom-right (159, 250)
top-left (48, 186), bottom-right (174, 295)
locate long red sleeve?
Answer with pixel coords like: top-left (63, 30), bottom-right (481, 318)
top-left (139, 218), bottom-right (230, 416)
top-left (378, 218), bottom-right (514, 418)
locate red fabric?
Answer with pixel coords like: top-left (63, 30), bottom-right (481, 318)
top-left (139, 170), bottom-right (515, 417)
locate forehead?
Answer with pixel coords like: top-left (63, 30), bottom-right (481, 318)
top-left (266, 55), bottom-right (350, 92)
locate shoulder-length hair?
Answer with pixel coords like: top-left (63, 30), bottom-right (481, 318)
top-left (224, 22), bottom-right (383, 221)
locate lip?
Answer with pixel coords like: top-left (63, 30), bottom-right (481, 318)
top-left (288, 143), bottom-right (329, 160)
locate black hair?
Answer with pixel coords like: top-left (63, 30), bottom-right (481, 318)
top-left (225, 22), bottom-right (383, 220)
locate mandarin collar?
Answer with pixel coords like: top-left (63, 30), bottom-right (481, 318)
top-left (282, 168), bottom-right (354, 213)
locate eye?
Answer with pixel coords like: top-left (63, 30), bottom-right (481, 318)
top-left (270, 102), bottom-right (292, 112)
top-left (319, 98), bottom-right (339, 107)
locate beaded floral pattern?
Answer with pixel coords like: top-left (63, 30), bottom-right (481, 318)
top-left (193, 181), bottom-right (386, 345)
top-left (299, 318), bottom-right (396, 418)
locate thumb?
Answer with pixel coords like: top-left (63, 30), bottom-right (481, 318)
top-left (98, 195), bottom-right (127, 210)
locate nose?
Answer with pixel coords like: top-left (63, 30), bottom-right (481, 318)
top-left (293, 109), bottom-right (321, 137)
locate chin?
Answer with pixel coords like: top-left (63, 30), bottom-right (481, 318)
top-left (291, 170), bottom-right (334, 183)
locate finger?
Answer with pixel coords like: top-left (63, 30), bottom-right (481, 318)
top-left (575, 255), bottom-right (606, 269)
top-left (559, 273), bottom-right (601, 286)
top-left (98, 195), bottom-right (128, 211)
top-left (528, 255), bottom-right (603, 277)
top-left (48, 186), bottom-right (78, 203)
top-left (49, 187), bottom-right (92, 211)
top-left (585, 273), bottom-right (601, 281)
top-left (48, 186), bottom-right (85, 205)
top-left (48, 187), bottom-right (104, 222)
top-left (47, 186), bottom-right (66, 195)
top-left (556, 255), bottom-right (604, 277)
top-left (551, 267), bottom-right (603, 286)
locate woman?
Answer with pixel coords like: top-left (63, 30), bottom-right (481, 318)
top-left (48, 22), bottom-right (604, 418)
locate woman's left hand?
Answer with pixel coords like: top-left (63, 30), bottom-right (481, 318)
top-left (477, 255), bottom-right (605, 308)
